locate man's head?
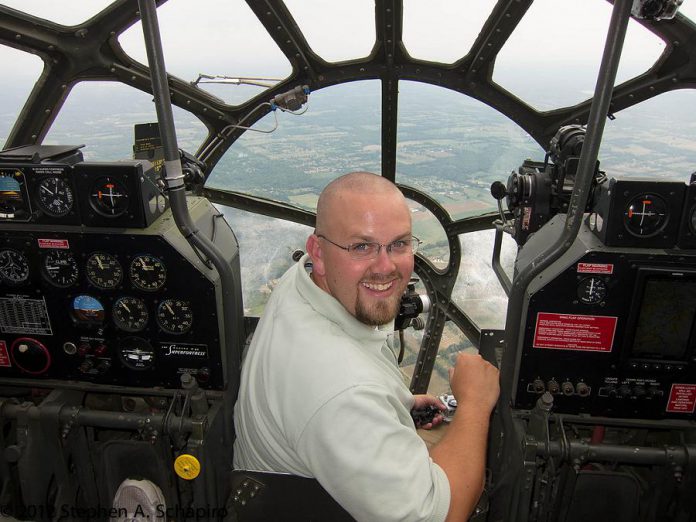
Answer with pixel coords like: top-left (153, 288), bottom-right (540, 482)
top-left (306, 172), bottom-right (414, 326)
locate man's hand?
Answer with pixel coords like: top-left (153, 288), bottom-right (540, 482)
top-left (449, 353), bottom-right (499, 414)
top-left (411, 394), bottom-right (447, 429)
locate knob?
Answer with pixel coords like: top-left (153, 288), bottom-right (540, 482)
top-left (576, 382), bottom-right (590, 397)
top-left (547, 380), bottom-right (560, 394)
top-left (561, 381), bottom-right (575, 396)
top-left (532, 379), bottom-right (545, 393)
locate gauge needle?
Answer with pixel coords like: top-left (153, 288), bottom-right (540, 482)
top-left (165, 302), bottom-right (173, 314)
top-left (96, 256), bottom-right (104, 269)
top-left (121, 302), bottom-right (131, 313)
top-left (41, 185), bottom-right (55, 195)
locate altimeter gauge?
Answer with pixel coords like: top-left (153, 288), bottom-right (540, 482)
top-left (157, 299), bottom-right (193, 334)
top-left (113, 296), bottom-right (149, 332)
top-left (0, 248), bottom-right (30, 285)
top-left (130, 254), bottom-right (166, 291)
top-left (43, 250), bottom-right (79, 287)
top-left (36, 176), bottom-right (74, 217)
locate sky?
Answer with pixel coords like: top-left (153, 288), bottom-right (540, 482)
top-left (1, 0), bottom-right (695, 82)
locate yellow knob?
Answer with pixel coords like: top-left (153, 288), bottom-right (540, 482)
top-left (174, 454), bottom-right (201, 480)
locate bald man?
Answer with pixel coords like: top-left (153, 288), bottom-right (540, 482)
top-left (233, 172), bottom-right (499, 521)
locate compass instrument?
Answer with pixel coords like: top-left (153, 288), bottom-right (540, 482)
top-left (623, 193), bottom-right (668, 237)
top-left (42, 250), bottom-right (79, 287)
top-left (89, 176), bottom-right (129, 217)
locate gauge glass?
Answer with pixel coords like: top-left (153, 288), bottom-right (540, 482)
top-left (86, 253), bottom-right (123, 289)
top-left (113, 296), bottom-right (149, 332)
top-left (89, 177), bottom-right (129, 217)
top-left (37, 176), bottom-right (74, 217)
top-left (0, 169), bottom-right (30, 221)
top-left (577, 276), bottom-right (607, 304)
top-left (119, 336), bottom-right (155, 370)
top-left (623, 193), bottom-right (668, 237)
top-left (43, 250), bottom-right (78, 287)
top-left (0, 249), bottom-right (30, 284)
top-left (130, 254), bottom-right (166, 291)
top-left (72, 294), bottom-right (105, 324)
top-left (157, 299), bottom-right (193, 334)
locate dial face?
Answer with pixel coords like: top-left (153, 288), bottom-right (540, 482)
top-left (130, 254), bottom-right (166, 291)
top-left (157, 299), bottom-right (193, 334)
top-left (37, 176), bottom-right (74, 217)
top-left (623, 193), bottom-right (668, 237)
top-left (0, 169), bottom-right (30, 221)
top-left (119, 336), bottom-right (155, 370)
top-left (89, 177), bottom-right (129, 217)
top-left (43, 250), bottom-right (79, 287)
top-left (113, 296), bottom-right (149, 332)
top-left (86, 253), bottom-right (123, 289)
top-left (0, 248), bottom-right (30, 284)
top-left (72, 294), bottom-right (105, 324)
top-left (577, 276), bottom-right (607, 304)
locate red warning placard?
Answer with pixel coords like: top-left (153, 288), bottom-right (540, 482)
top-left (0, 341), bottom-right (11, 367)
top-left (666, 384), bottom-right (696, 414)
top-left (577, 262), bottom-right (614, 275)
top-left (533, 312), bottom-right (617, 352)
top-left (37, 238), bottom-right (69, 249)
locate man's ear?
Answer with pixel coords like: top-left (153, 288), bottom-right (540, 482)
top-left (306, 234), bottom-right (326, 276)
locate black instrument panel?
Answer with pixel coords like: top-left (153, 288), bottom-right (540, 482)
top-left (0, 227), bottom-right (224, 389)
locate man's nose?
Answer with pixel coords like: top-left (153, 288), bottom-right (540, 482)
top-left (371, 244), bottom-right (398, 272)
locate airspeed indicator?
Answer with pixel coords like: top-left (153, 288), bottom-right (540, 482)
top-left (157, 299), bottom-right (193, 334)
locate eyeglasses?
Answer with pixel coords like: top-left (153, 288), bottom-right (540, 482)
top-left (317, 234), bottom-right (421, 260)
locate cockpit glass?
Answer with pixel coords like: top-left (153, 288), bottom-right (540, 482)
top-left (0, 0), bottom-right (113, 25)
top-left (402, 0), bottom-right (497, 64)
top-left (681, 2), bottom-right (696, 23)
top-left (396, 81), bottom-right (542, 220)
top-left (494, 0), bottom-right (665, 110)
top-left (44, 82), bottom-right (206, 161)
top-left (119, 0), bottom-right (292, 106)
top-left (206, 80), bottom-right (382, 207)
top-left (0, 48), bottom-right (42, 149)
top-left (600, 90), bottom-right (696, 181)
top-left (284, 0), bottom-right (375, 63)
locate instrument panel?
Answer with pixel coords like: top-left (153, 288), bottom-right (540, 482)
top-left (0, 198), bottom-right (237, 390)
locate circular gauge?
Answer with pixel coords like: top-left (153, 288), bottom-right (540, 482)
top-left (36, 176), bottom-right (74, 217)
top-left (86, 253), bottom-right (123, 289)
top-left (623, 193), bottom-right (668, 237)
top-left (157, 299), bottom-right (193, 334)
top-left (71, 295), bottom-right (105, 324)
top-left (577, 276), bottom-right (608, 304)
top-left (89, 177), bottom-right (129, 217)
top-left (119, 336), bottom-right (155, 371)
top-left (0, 169), bottom-right (29, 220)
top-left (42, 250), bottom-right (79, 287)
top-left (113, 296), bottom-right (149, 332)
top-left (0, 248), bottom-right (30, 285)
top-left (130, 254), bottom-right (166, 291)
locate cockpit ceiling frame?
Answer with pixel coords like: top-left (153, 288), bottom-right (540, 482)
top-left (1, 0), bottom-right (695, 179)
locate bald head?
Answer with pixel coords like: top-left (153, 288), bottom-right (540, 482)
top-left (316, 172), bottom-right (406, 234)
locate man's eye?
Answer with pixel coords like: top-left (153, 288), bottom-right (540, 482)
top-left (391, 240), bottom-right (408, 249)
top-left (351, 242), bottom-right (372, 252)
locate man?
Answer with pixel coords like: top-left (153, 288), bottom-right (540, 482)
top-left (234, 172), bottom-right (499, 521)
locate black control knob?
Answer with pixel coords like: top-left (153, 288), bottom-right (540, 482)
top-left (561, 381), bottom-right (575, 396)
top-left (532, 379), bottom-right (545, 393)
top-left (490, 181), bottom-right (508, 201)
top-left (547, 380), bottom-right (560, 394)
top-left (576, 382), bottom-right (591, 397)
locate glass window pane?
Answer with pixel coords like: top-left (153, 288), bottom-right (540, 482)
top-left (1, 0), bottom-right (113, 25)
top-left (494, 0), bottom-right (665, 110)
top-left (0, 48), bottom-right (43, 148)
top-left (396, 81), bottom-right (542, 220)
top-left (284, 0), bottom-right (375, 63)
top-left (119, 0), bottom-right (291, 106)
top-left (410, 202), bottom-right (449, 270)
top-left (600, 90), bottom-right (696, 181)
top-left (45, 82), bottom-right (206, 161)
top-left (219, 207), bottom-right (311, 316)
top-left (206, 81), bottom-right (382, 207)
top-left (402, 0), bottom-right (497, 64)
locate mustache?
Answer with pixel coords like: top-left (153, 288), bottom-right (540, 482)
top-left (361, 272), bottom-right (402, 284)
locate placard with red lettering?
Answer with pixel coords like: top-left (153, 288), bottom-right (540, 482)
top-left (533, 312), bottom-right (617, 352)
top-left (577, 263), bottom-right (614, 275)
top-left (666, 384), bottom-right (696, 414)
top-left (0, 341), bottom-right (11, 367)
top-left (37, 238), bottom-right (70, 249)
